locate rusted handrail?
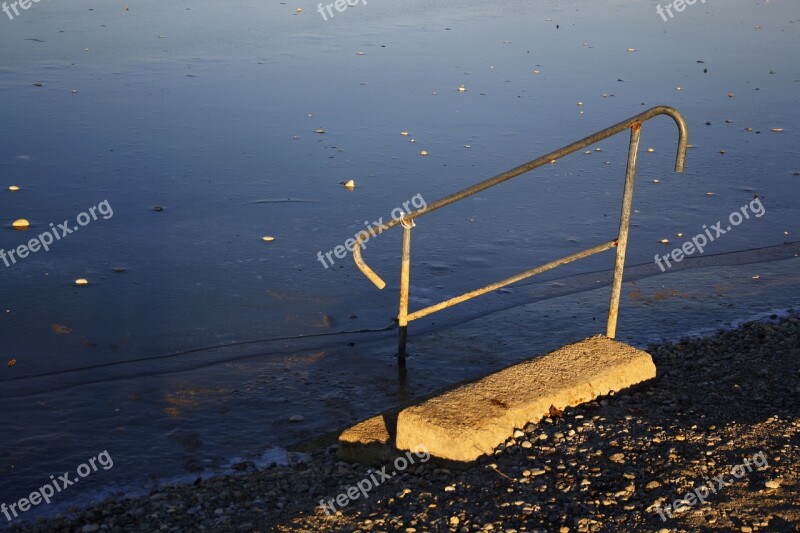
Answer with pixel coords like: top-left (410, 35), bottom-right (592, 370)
top-left (353, 106), bottom-right (688, 366)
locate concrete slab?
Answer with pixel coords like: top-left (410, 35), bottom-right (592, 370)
top-left (395, 335), bottom-right (656, 462)
top-left (338, 414), bottom-right (394, 465)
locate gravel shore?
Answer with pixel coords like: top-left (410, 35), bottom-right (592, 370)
top-left (12, 313), bottom-right (800, 532)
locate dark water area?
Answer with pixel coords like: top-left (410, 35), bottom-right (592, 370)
top-left (1, 0), bottom-right (798, 524)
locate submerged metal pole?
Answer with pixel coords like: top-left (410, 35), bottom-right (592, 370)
top-left (397, 219), bottom-right (414, 366)
top-left (607, 123), bottom-right (642, 339)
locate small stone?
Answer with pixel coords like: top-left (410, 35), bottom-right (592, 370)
top-left (765, 479), bottom-right (781, 489)
top-left (645, 481), bottom-right (661, 490)
top-left (11, 219), bottom-right (29, 230)
top-left (289, 415), bottom-right (304, 422)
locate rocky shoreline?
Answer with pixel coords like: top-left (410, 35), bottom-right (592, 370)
top-left (11, 313), bottom-right (800, 532)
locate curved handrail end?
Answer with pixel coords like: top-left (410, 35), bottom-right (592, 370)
top-left (353, 234), bottom-right (387, 289)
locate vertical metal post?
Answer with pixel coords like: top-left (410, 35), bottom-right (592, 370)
top-left (607, 123), bottom-right (642, 339)
top-left (397, 219), bottom-right (414, 366)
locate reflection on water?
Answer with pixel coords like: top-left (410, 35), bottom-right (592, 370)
top-left (0, 0), bottom-right (798, 521)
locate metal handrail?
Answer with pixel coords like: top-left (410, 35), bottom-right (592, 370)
top-left (353, 106), bottom-right (688, 365)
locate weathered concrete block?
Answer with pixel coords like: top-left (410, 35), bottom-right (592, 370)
top-left (338, 415), bottom-right (394, 464)
top-left (395, 335), bottom-right (656, 462)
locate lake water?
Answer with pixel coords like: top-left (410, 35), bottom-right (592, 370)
top-left (1, 0), bottom-right (798, 523)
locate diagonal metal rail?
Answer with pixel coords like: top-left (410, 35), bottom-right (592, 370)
top-left (353, 106), bottom-right (688, 366)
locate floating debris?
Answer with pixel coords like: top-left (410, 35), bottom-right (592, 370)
top-left (8, 185), bottom-right (20, 192)
top-left (7, 359), bottom-right (16, 367)
top-left (646, 148), bottom-right (655, 153)
top-left (771, 128), bottom-right (784, 133)
top-left (153, 206), bottom-right (164, 212)
top-left (652, 179), bottom-right (660, 183)
top-left (75, 278), bottom-right (89, 286)
top-left (577, 101), bottom-right (583, 106)
top-left (727, 92), bottom-right (735, 98)
top-left (706, 192), bottom-right (715, 196)
top-left (627, 48), bottom-right (636, 52)
top-left (660, 239), bottom-right (669, 244)
top-left (33, 82), bottom-right (43, 87)
top-left (533, 69), bottom-right (541, 74)
top-left (719, 150), bottom-right (726, 154)
top-left (262, 236), bottom-right (275, 242)
top-left (314, 129), bottom-right (325, 134)
top-left (289, 415), bottom-right (305, 422)
top-left (342, 179), bottom-right (355, 190)
top-left (356, 51), bottom-right (365, 56)
top-left (677, 232), bottom-right (683, 237)
top-left (752, 274), bottom-right (760, 280)
top-left (420, 150), bottom-right (428, 156)
top-left (400, 131), bottom-right (409, 136)
top-left (11, 219), bottom-right (29, 230)
top-left (458, 85), bottom-right (466, 92)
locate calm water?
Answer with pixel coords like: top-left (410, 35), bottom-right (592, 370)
top-left (1, 0), bottom-right (798, 523)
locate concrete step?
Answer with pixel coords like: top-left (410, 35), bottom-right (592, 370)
top-left (339, 334), bottom-right (656, 464)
